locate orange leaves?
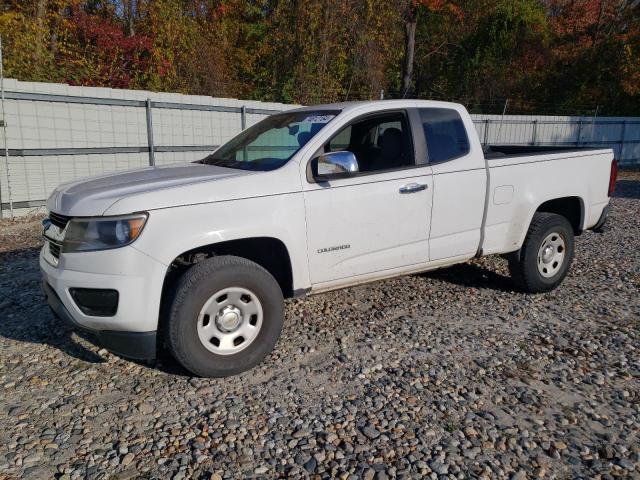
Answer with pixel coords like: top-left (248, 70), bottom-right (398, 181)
top-left (413, 0), bottom-right (464, 20)
top-left (548, 0), bottom-right (620, 47)
top-left (621, 27), bottom-right (640, 96)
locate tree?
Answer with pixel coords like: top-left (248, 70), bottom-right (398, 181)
top-left (400, 0), bottom-right (463, 97)
top-left (245, 0), bottom-right (402, 104)
top-left (0, 1), bottom-right (637, 114)
top-left (543, 0), bottom-right (640, 114)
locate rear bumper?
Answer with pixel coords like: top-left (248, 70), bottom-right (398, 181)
top-left (42, 281), bottom-right (157, 359)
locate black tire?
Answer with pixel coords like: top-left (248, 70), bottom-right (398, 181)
top-left (164, 255), bottom-right (284, 377)
top-left (508, 212), bottom-right (575, 293)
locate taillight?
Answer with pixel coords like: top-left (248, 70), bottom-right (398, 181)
top-left (608, 159), bottom-right (618, 197)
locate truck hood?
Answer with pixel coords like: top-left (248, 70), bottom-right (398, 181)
top-left (47, 163), bottom-right (248, 216)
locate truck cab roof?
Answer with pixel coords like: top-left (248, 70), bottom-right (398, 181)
top-left (287, 99), bottom-right (466, 115)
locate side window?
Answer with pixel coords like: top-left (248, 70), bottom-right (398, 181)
top-left (420, 108), bottom-right (470, 163)
top-left (325, 113), bottom-right (414, 173)
top-left (375, 121), bottom-right (402, 147)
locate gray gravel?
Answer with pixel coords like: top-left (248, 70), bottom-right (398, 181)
top-left (1, 174), bottom-right (639, 479)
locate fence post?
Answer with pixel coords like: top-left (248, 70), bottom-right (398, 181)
top-left (240, 105), bottom-right (248, 161)
top-left (590, 105), bottom-right (599, 145)
top-left (531, 119), bottom-right (538, 146)
top-left (240, 105), bottom-right (247, 130)
top-left (240, 105), bottom-right (246, 130)
top-left (577, 119), bottom-right (583, 146)
top-left (496, 99), bottom-right (509, 142)
top-left (0, 42), bottom-right (3, 219)
top-left (483, 119), bottom-right (490, 146)
top-left (619, 120), bottom-right (627, 164)
top-left (0, 35), bottom-right (12, 218)
top-left (145, 98), bottom-right (155, 166)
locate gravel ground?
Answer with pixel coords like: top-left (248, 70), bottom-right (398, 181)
top-left (0, 173), bottom-right (638, 480)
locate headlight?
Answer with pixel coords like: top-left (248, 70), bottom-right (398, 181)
top-left (62, 213), bottom-right (148, 253)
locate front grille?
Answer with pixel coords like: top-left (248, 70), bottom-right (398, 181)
top-left (49, 212), bottom-right (71, 229)
top-left (49, 241), bottom-right (61, 259)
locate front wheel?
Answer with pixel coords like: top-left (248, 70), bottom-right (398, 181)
top-left (508, 212), bottom-right (575, 293)
top-left (164, 256), bottom-right (284, 377)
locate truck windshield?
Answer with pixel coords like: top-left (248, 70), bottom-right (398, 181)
top-left (198, 110), bottom-right (339, 171)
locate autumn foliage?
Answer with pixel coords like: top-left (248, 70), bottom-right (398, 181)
top-left (0, 0), bottom-right (638, 115)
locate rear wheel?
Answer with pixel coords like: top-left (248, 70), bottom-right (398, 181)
top-left (165, 256), bottom-right (284, 377)
top-left (508, 212), bottom-right (575, 293)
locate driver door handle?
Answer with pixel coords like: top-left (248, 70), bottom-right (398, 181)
top-left (399, 182), bottom-right (427, 194)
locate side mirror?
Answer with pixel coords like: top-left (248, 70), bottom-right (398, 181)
top-left (312, 151), bottom-right (359, 181)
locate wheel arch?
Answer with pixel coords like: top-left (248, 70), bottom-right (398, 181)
top-left (157, 236), bottom-right (295, 349)
top-left (162, 236), bottom-right (295, 300)
top-left (535, 196), bottom-right (585, 234)
top-left (511, 195), bottom-right (585, 256)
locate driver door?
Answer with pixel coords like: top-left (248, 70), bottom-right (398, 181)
top-left (303, 110), bottom-right (434, 288)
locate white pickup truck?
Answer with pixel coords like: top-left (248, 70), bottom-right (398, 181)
top-left (41, 100), bottom-right (617, 377)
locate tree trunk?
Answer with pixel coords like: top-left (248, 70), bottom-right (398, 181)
top-left (49, 5), bottom-right (67, 58)
top-left (401, 6), bottom-right (417, 98)
top-left (124, 0), bottom-right (136, 37)
top-left (35, 0), bottom-right (47, 62)
top-left (36, 0), bottom-right (46, 28)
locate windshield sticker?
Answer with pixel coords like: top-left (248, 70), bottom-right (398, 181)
top-left (303, 114), bottom-right (335, 123)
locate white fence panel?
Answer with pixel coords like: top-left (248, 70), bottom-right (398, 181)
top-left (0, 79), bottom-right (295, 216)
top-left (0, 78), bottom-right (638, 217)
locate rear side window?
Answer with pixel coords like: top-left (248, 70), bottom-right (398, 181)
top-left (419, 108), bottom-right (470, 163)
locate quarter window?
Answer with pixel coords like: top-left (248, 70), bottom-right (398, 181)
top-left (327, 126), bottom-right (351, 152)
top-left (419, 108), bottom-right (470, 163)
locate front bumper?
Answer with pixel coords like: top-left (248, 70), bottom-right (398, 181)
top-left (40, 244), bottom-right (167, 360)
top-left (42, 281), bottom-right (157, 359)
